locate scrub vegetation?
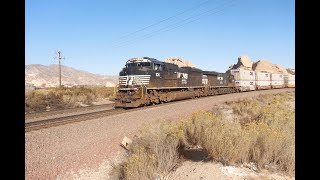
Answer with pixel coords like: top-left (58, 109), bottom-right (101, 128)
top-left (111, 92), bottom-right (295, 179)
top-left (25, 86), bottom-right (116, 113)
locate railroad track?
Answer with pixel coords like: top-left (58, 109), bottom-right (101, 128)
top-left (25, 108), bottom-right (126, 132)
top-left (25, 103), bottom-right (115, 120)
top-left (25, 89), bottom-right (293, 132)
top-left (25, 97), bottom-right (202, 132)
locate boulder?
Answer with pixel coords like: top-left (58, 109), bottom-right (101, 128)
top-left (253, 59), bottom-right (290, 75)
top-left (252, 59), bottom-right (275, 72)
top-left (286, 68), bottom-right (295, 75)
top-left (229, 55), bottom-right (253, 70)
top-left (274, 64), bottom-right (290, 75)
top-left (237, 55), bottom-right (253, 69)
top-left (120, 136), bottom-right (132, 150)
top-left (165, 57), bottom-right (196, 68)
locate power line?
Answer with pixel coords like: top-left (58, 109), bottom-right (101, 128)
top-left (113, 0), bottom-right (236, 49)
top-left (140, 0), bottom-right (236, 41)
top-left (114, 0), bottom-right (235, 48)
top-left (61, 56), bottom-right (77, 67)
top-left (110, 0), bottom-right (212, 43)
top-left (53, 50), bottom-right (65, 88)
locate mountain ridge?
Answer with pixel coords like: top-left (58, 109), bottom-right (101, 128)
top-left (25, 64), bottom-right (118, 87)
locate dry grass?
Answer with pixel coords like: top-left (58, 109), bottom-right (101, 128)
top-left (183, 111), bottom-right (253, 166)
top-left (112, 92), bottom-right (295, 179)
top-left (112, 121), bottom-right (183, 180)
top-left (25, 86), bottom-right (115, 113)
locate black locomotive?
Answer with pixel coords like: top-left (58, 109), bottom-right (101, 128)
top-left (115, 57), bottom-right (238, 108)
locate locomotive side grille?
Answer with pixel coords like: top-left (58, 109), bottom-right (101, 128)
top-left (119, 75), bottom-right (151, 86)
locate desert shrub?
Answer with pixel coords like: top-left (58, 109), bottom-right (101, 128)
top-left (25, 86), bottom-right (118, 113)
top-left (115, 121), bottom-right (183, 180)
top-left (25, 91), bottom-right (48, 113)
top-left (45, 91), bottom-right (68, 109)
top-left (112, 92), bottom-right (295, 178)
top-left (183, 111), bottom-right (252, 165)
top-left (244, 121), bottom-right (294, 174)
top-left (227, 92), bottom-right (295, 175)
top-left (92, 87), bottom-right (115, 98)
top-left (119, 146), bottom-right (158, 180)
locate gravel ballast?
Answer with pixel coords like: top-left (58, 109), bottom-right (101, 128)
top-left (25, 88), bottom-right (294, 179)
top-left (25, 104), bottom-right (114, 123)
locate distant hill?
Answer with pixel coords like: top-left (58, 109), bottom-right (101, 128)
top-left (25, 64), bottom-right (118, 87)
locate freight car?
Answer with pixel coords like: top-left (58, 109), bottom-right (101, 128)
top-left (115, 57), bottom-right (295, 108)
top-left (231, 68), bottom-right (295, 90)
top-left (284, 74), bottom-right (295, 87)
top-left (115, 57), bottom-right (238, 108)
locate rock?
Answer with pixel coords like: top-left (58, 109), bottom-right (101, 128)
top-left (228, 55), bottom-right (253, 71)
top-left (237, 56), bottom-right (253, 69)
top-left (274, 64), bottom-right (290, 75)
top-left (165, 57), bottom-right (196, 68)
top-left (253, 59), bottom-right (290, 75)
top-left (120, 136), bottom-right (132, 150)
top-left (286, 68), bottom-right (295, 75)
top-left (252, 59), bottom-right (274, 72)
top-left (227, 56), bottom-right (294, 76)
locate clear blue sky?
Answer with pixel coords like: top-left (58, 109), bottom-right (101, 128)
top-left (26, 0), bottom-right (295, 75)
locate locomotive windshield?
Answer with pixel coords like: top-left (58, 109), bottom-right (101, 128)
top-left (126, 62), bottom-right (151, 67)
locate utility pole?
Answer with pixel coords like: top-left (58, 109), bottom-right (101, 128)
top-left (54, 51), bottom-right (65, 88)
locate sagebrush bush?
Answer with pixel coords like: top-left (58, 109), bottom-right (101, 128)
top-left (113, 92), bottom-right (295, 179)
top-left (25, 91), bottom-right (48, 112)
top-left (120, 146), bottom-right (157, 180)
top-left (25, 86), bottom-right (115, 113)
top-left (226, 92), bottom-right (295, 174)
top-left (115, 121), bottom-right (182, 180)
top-left (183, 111), bottom-right (253, 165)
top-left (92, 87), bottom-right (116, 98)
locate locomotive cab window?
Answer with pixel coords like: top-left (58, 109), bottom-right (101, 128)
top-left (137, 62), bottom-right (151, 67)
top-left (126, 63), bottom-right (137, 67)
top-left (126, 62), bottom-right (151, 68)
top-left (154, 64), bottom-right (163, 71)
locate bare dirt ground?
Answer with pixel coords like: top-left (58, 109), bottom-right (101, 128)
top-left (25, 88), bottom-right (294, 180)
top-left (163, 160), bottom-right (294, 180)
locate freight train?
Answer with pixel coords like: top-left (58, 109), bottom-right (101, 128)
top-left (115, 57), bottom-right (294, 108)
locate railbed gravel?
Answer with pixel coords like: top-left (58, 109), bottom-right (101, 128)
top-left (25, 104), bottom-right (115, 123)
top-left (25, 88), bottom-right (294, 180)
